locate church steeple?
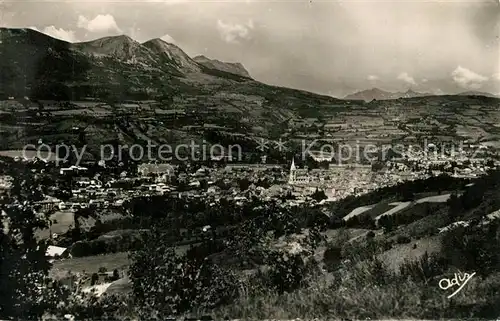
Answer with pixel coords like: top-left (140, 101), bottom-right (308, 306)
top-left (289, 158), bottom-right (296, 184)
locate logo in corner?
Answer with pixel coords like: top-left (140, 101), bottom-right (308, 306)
top-left (438, 271), bottom-right (475, 299)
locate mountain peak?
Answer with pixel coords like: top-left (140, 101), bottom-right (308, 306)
top-left (142, 38), bottom-right (181, 50)
top-left (76, 34), bottom-right (138, 46)
top-left (344, 88), bottom-right (392, 101)
top-left (344, 88), bottom-right (429, 101)
top-left (193, 54), bottom-right (209, 61)
top-left (71, 34), bottom-right (149, 62)
top-left (147, 37), bottom-right (174, 45)
top-left (193, 55), bottom-right (251, 78)
top-left (142, 38), bottom-right (201, 72)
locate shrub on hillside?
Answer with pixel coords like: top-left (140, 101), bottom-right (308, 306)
top-left (59, 292), bottom-right (134, 321)
top-left (306, 226), bottom-right (325, 250)
top-left (349, 256), bottom-right (395, 287)
top-left (323, 245), bottom-right (342, 271)
top-left (399, 252), bottom-right (448, 284)
top-left (129, 231), bottom-right (239, 316)
top-left (441, 222), bottom-right (500, 277)
top-left (267, 250), bottom-right (308, 294)
top-left (396, 235), bottom-right (411, 244)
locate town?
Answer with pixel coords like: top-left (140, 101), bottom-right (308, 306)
top-left (2, 136), bottom-right (498, 235)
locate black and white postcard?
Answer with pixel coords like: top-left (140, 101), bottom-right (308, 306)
top-left (0, 0), bottom-right (499, 320)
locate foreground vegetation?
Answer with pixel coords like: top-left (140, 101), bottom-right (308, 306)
top-left (2, 162), bottom-right (500, 320)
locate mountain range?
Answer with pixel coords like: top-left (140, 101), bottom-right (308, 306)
top-left (1, 27), bottom-right (498, 103)
top-left (1, 27), bottom-right (499, 156)
top-left (72, 34), bottom-right (251, 77)
top-left (344, 88), bottom-right (499, 101)
top-left (0, 27), bottom-right (352, 151)
top-left (0, 28), bottom-right (257, 100)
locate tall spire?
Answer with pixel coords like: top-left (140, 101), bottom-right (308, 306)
top-left (289, 157), bottom-right (296, 184)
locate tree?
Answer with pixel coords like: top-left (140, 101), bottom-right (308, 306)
top-left (447, 192), bottom-right (462, 222)
top-left (112, 269), bottom-right (120, 281)
top-left (268, 250), bottom-right (307, 293)
top-left (323, 245), bottom-right (342, 271)
top-left (0, 169), bottom-right (66, 320)
top-left (378, 215), bottom-right (395, 233)
top-left (311, 188), bottom-right (327, 202)
top-left (90, 273), bottom-right (99, 286)
top-left (129, 228), bottom-right (239, 316)
top-left (441, 223), bottom-right (500, 277)
top-left (237, 178), bottom-right (251, 191)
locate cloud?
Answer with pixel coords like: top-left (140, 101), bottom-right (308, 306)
top-left (367, 75), bottom-right (379, 81)
top-left (42, 26), bottom-right (77, 42)
top-left (397, 72), bottom-right (417, 86)
top-left (28, 25), bottom-right (77, 42)
top-left (451, 66), bottom-right (488, 89)
top-left (77, 14), bottom-right (121, 33)
top-left (492, 72), bottom-right (500, 81)
top-left (160, 34), bottom-right (176, 44)
top-left (216, 19), bottom-right (254, 44)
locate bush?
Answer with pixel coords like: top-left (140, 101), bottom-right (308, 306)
top-left (323, 245), bottom-right (342, 271)
top-left (399, 252), bottom-right (448, 284)
top-left (112, 269), bottom-right (120, 281)
top-left (265, 251), bottom-right (320, 293)
top-left (350, 256), bottom-right (395, 287)
top-left (396, 235), bottom-right (411, 244)
top-left (90, 273), bottom-right (99, 286)
top-left (267, 250), bottom-right (308, 294)
top-left (441, 223), bottom-right (500, 277)
top-left (129, 231), bottom-right (240, 316)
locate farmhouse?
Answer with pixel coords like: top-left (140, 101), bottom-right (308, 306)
top-left (46, 246), bottom-right (71, 260)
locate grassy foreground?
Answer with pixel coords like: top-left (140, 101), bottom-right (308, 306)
top-left (208, 261), bottom-right (500, 320)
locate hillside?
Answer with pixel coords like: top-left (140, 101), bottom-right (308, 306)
top-left (0, 28), bottom-right (340, 153)
top-left (1, 27), bottom-right (500, 159)
top-left (33, 165), bottom-right (500, 320)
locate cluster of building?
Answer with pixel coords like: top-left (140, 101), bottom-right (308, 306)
top-left (3, 136), bottom-right (500, 215)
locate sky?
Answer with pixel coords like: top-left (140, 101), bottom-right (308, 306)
top-left (1, 0), bottom-right (499, 97)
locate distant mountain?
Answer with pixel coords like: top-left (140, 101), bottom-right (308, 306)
top-left (344, 88), bottom-right (394, 101)
top-left (394, 89), bottom-right (430, 99)
top-left (344, 88), bottom-right (431, 101)
top-left (193, 55), bottom-right (251, 78)
top-left (458, 91), bottom-right (499, 98)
